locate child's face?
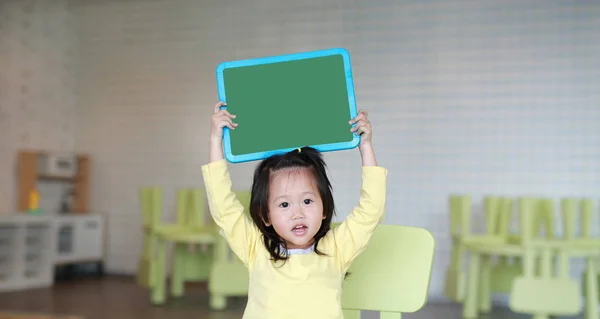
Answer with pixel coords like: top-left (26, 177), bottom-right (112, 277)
top-left (265, 168), bottom-right (325, 250)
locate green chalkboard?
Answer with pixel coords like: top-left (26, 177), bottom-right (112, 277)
top-left (216, 48), bottom-right (359, 163)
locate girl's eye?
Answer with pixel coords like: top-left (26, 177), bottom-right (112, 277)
top-left (303, 199), bottom-right (313, 205)
top-left (279, 202), bottom-right (289, 208)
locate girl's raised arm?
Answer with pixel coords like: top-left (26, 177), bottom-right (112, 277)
top-left (202, 102), bottom-right (260, 268)
top-left (333, 110), bottom-right (388, 271)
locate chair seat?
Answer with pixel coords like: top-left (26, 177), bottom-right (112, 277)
top-left (463, 242), bottom-right (522, 256)
top-left (151, 224), bottom-right (184, 235)
top-left (155, 225), bottom-right (218, 244)
top-left (510, 277), bottom-right (582, 315)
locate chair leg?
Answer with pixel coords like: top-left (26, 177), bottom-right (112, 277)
top-left (462, 252), bottom-right (481, 319)
top-left (444, 244), bottom-right (465, 302)
top-left (151, 239), bottom-right (167, 305)
top-left (210, 294), bottom-right (227, 310)
top-left (479, 256), bottom-right (492, 313)
top-left (585, 257), bottom-right (599, 319)
top-left (171, 244), bottom-right (185, 297)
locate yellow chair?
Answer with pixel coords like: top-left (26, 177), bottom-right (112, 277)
top-left (444, 194), bottom-right (470, 302)
top-left (138, 187), bottom-right (206, 289)
top-left (461, 197), bottom-right (581, 319)
top-left (488, 197), bottom-right (522, 294)
top-left (446, 194), bottom-right (561, 314)
top-left (565, 198), bottom-right (600, 319)
top-left (169, 189), bottom-right (217, 297)
top-left (341, 224), bottom-right (435, 318)
top-left (508, 197), bottom-right (581, 319)
top-left (150, 188), bottom-right (218, 305)
top-left (208, 190), bottom-right (251, 310)
top-left (137, 186), bottom-right (162, 288)
top-left (444, 195), bottom-right (507, 304)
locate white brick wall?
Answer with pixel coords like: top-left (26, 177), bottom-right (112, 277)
top-left (73, 0), bottom-right (600, 299)
top-left (0, 0), bottom-right (79, 214)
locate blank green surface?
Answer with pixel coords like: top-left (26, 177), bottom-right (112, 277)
top-left (222, 55), bottom-right (354, 156)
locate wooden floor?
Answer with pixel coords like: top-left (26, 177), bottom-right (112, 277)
top-left (0, 276), bottom-right (581, 319)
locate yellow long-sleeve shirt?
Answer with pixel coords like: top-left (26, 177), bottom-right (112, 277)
top-left (201, 159), bottom-right (387, 319)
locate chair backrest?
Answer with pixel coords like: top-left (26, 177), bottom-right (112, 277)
top-left (534, 198), bottom-right (555, 239)
top-left (561, 197), bottom-right (594, 240)
top-left (140, 186), bottom-right (163, 230)
top-left (176, 188), bottom-right (207, 228)
top-left (341, 224), bottom-right (435, 317)
top-left (484, 196), bottom-right (514, 238)
top-left (449, 194), bottom-right (471, 238)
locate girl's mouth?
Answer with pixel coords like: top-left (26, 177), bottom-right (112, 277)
top-left (292, 225), bottom-right (307, 236)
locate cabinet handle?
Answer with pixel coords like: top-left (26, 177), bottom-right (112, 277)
top-left (85, 221), bottom-right (97, 228)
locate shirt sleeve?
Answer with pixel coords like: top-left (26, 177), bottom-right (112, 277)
top-left (332, 165), bottom-right (388, 271)
top-left (201, 159), bottom-right (260, 268)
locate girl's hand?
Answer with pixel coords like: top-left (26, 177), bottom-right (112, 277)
top-left (349, 109), bottom-right (372, 146)
top-left (210, 101), bottom-right (237, 142)
top-left (209, 101), bottom-right (237, 162)
top-left (349, 109), bottom-right (377, 166)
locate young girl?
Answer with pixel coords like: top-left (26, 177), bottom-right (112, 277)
top-left (201, 101), bottom-right (387, 318)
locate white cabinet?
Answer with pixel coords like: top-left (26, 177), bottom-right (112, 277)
top-left (76, 217), bottom-right (104, 260)
top-left (55, 219), bottom-right (76, 264)
top-left (0, 215), bottom-right (54, 292)
top-left (54, 214), bottom-right (105, 265)
top-left (0, 213), bottom-right (105, 293)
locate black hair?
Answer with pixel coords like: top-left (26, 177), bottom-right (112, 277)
top-left (249, 146), bottom-right (335, 264)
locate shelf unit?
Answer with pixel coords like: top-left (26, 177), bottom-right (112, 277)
top-left (54, 214), bottom-right (104, 265)
top-left (0, 214), bottom-right (105, 293)
top-left (17, 150), bottom-right (90, 213)
top-left (0, 215), bottom-right (54, 292)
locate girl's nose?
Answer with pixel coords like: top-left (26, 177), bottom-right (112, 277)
top-left (292, 208), bottom-right (304, 219)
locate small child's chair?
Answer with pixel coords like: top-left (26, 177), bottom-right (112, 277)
top-left (207, 190), bottom-right (251, 310)
top-left (341, 224), bottom-right (435, 318)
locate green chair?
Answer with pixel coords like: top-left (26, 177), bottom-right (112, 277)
top-left (565, 198), bottom-right (599, 319)
top-left (488, 197), bottom-right (523, 295)
top-left (341, 224), bottom-right (435, 318)
top-left (208, 190), bottom-right (251, 310)
top-left (444, 195), bottom-right (507, 304)
top-left (137, 186), bottom-right (162, 288)
top-left (508, 197), bottom-right (582, 319)
top-left (150, 188), bottom-right (218, 305)
top-left (138, 187), bottom-right (206, 289)
top-left (445, 194), bottom-right (471, 302)
top-left (447, 194), bottom-right (562, 314)
top-left (461, 197), bottom-right (581, 319)
top-left (169, 189), bottom-right (216, 297)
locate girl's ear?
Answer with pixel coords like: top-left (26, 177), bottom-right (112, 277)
top-left (262, 214), bottom-right (271, 227)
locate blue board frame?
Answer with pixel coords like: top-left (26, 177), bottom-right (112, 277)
top-left (215, 47), bottom-right (360, 163)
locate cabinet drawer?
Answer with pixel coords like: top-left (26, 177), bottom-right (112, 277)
top-left (0, 226), bottom-right (17, 255)
top-left (75, 217), bottom-right (103, 260)
top-left (0, 226), bottom-right (17, 242)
